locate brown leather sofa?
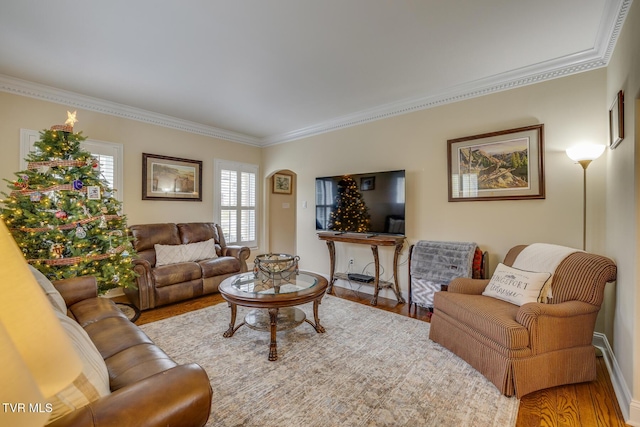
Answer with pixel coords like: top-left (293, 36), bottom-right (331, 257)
top-left (429, 245), bottom-right (617, 398)
top-left (49, 276), bottom-right (212, 427)
top-left (125, 222), bottom-right (250, 310)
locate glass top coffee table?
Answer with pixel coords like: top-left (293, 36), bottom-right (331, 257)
top-left (218, 271), bottom-right (328, 361)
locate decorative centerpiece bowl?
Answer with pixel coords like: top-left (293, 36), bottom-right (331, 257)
top-left (254, 253), bottom-right (300, 283)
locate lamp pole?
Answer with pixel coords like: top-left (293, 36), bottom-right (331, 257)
top-left (566, 144), bottom-right (605, 251)
top-left (578, 160), bottom-right (592, 251)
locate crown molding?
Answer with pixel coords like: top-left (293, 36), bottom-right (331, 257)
top-left (0, 0), bottom-right (630, 148)
top-left (0, 74), bottom-right (262, 147)
top-left (261, 0), bottom-right (631, 146)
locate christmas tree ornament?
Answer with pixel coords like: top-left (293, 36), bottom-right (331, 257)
top-left (50, 243), bottom-right (65, 258)
top-left (75, 224), bottom-right (87, 239)
top-left (15, 175), bottom-right (29, 189)
top-left (2, 113), bottom-right (136, 293)
top-left (87, 185), bottom-right (101, 200)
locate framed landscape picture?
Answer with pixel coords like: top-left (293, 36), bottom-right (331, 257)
top-left (447, 124), bottom-right (545, 202)
top-left (273, 173), bottom-right (292, 194)
top-left (142, 153), bottom-right (202, 201)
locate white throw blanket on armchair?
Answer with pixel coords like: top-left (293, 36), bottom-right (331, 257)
top-left (512, 243), bottom-right (582, 302)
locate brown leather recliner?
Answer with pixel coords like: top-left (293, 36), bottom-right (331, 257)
top-left (125, 222), bottom-right (250, 310)
top-left (429, 244), bottom-right (617, 398)
top-left (48, 276), bottom-right (212, 427)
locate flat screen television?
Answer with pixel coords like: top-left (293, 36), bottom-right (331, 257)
top-left (315, 170), bottom-right (406, 235)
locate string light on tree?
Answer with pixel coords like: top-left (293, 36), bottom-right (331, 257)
top-left (328, 176), bottom-right (371, 233)
top-left (1, 112), bottom-right (136, 293)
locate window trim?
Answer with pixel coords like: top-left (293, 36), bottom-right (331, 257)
top-left (19, 129), bottom-right (124, 201)
top-left (214, 159), bottom-right (259, 248)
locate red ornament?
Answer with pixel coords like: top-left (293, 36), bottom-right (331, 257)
top-left (55, 210), bottom-right (67, 219)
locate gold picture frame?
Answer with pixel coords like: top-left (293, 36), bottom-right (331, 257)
top-left (447, 124), bottom-right (545, 202)
top-left (142, 153), bottom-right (202, 201)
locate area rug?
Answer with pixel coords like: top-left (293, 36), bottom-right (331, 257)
top-left (140, 295), bottom-right (519, 426)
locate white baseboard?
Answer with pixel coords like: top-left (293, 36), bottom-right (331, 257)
top-left (592, 332), bottom-right (637, 425)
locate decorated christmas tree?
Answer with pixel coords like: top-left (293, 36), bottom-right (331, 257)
top-left (328, 176), bottom-right (371, 232)
top-left (1, 112), bottom-right (136, 293)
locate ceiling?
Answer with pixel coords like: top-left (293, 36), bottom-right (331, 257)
top-left (0, 1), bottom-right (630, 146)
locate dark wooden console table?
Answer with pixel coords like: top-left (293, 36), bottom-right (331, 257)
top-left (317, 232), bottom-right (406, 306)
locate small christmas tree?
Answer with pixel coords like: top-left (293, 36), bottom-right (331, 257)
top-left (328, 176), bottom-right (371, 233)
top-left (1, 112), bottom-right (136, 293)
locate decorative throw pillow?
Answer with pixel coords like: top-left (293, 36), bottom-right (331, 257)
top-left (46, 311), bottom-right (110, 424)
top-left (154, 243), bottom-right (184, 266)
top-left (181, 239), bottom-right (218, 262)
top-left (482, 263), bottom-right (552, 306)
top-left (155, 239), bottom-right (217, 266)
top-left (29, 265), bottom-right (66, 314)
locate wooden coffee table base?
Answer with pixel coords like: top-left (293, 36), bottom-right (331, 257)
top-left (222, 299), bottom-right (325, 361)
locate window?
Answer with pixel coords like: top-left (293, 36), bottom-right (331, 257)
top-left (20, 129), bottom-right (124, 201)
top-left (214, 159), bottom-right (258, 247)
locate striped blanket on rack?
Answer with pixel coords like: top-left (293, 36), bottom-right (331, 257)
top-left (410, 240), bottom-right (477, 308)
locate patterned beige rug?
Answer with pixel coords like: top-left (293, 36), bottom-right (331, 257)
top-left (140, 295), bottom-right (519, 426)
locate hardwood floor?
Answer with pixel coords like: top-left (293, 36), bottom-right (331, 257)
top-left (121, 288), bottom-right (629, 427)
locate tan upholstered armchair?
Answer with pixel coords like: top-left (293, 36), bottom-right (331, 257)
top-left (429, 244), bottom-right (617, 398)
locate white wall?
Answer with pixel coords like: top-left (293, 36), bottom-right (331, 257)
top-left (0, 92), bottom-right (265, 256)
top-left (263, 68), bottom-right (610, 302)
top-left (604, 0), bottom-right (640, 422)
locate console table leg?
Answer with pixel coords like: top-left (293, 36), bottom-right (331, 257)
top-left (370, 245), bottom-right (380, 306)
top-left (326, 241), bottom-right (336, 294)
top-left (393, 242), bottom-right (406, 303)
top-left (268, 308), bottom-right (279, 361)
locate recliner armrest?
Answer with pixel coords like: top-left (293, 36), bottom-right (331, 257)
top-left (47, 363), bottom-right (212, 427)
top-left (447, 278), bottom-right (490, 295)
top-left (53, 276), bottom-right (98, 306)
top-left (223, 244), bottom-right (250, 261)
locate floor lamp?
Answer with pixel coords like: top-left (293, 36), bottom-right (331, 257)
top-left (0, 220), bottom-right (83, 426)
top-left (565, 144), bottom-right (606, 250)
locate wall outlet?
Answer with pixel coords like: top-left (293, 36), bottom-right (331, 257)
top-left (349, 258), bottom-right (354, 265)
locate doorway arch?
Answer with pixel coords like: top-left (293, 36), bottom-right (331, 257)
top-left (267, 169), bottom-right (297, 255)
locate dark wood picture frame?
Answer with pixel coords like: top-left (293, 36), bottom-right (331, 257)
top-left (360, 176), bottom-right (375, 191)
top-left (142, 153), bottom-right (202, 201)
top-left (609, 90), bottom-right (624, 149)
top-left (272, 172), bottom-right (292, 194)
top-left (447, 124), bottom-right (545, 202)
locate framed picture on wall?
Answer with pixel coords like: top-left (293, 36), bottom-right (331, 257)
top-left (447, 124), bottom-right (545, 202)
top-left (142, 153), bottom-right (202, 201)
top-left (273, 173), bottom-right (292, 194)
top-left (609, 90), bottom-right (624, 149)
top-left (360, 176), bottom-right (375, 191)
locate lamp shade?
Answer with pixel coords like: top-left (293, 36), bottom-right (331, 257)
top-left (0, 221), bottom-right (82, 401)
top-left (0, 322), bottom-right (51, 426)
top-left (566, 144), bottom-right (606, 162)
